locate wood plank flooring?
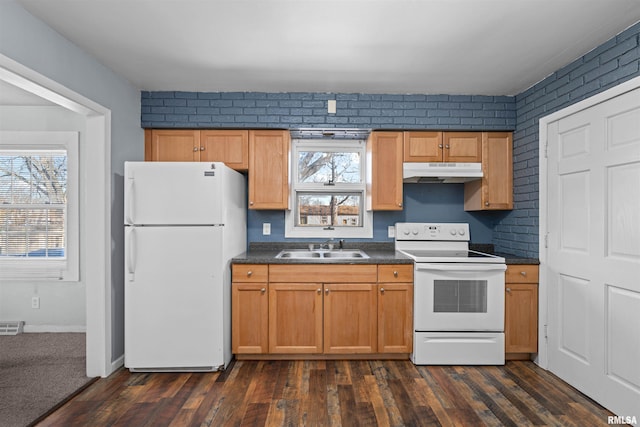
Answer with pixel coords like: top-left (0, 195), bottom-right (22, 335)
top-left (35, 360), bottom-right (616, 426)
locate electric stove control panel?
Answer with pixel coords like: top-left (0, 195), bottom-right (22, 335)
top-left (395, 223), bottom-right (470, 241)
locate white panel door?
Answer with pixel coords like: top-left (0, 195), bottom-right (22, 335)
top-left (124, 225), bottom-right (224, 370)
top-left (547, 87), bottom-right (640, 416)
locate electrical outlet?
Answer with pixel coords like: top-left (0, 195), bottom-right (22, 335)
top-left (327, 99), bottom-right (337, 114)
top-left (31, 296), bottom-right (40, 309)
top-left (388, 225), bottom-right (395, 238)
top-left (263, 223), bottom-right (271, 235)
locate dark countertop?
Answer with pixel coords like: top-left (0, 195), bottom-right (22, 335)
top-left (232, 242), bottom-right (412, 265)
top-left (232, 242), bottom-right (539, 265)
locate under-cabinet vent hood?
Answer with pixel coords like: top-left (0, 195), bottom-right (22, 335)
top-left (403, 162), bottom-right (483, 183)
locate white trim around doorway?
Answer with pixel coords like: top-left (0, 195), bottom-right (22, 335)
top-left (0, 53), bottom-right (114, 378)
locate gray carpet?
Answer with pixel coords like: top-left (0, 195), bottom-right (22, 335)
top-left (0, 333), bottom-right (93, 427)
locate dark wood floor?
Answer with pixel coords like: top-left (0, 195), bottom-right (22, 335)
top-left (35, 359), bottom-right (614, 426)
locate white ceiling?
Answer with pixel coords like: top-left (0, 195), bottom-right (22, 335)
top-left (12, 0), bottom-right (640, 97)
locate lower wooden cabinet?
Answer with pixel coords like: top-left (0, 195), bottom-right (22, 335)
top-left (377, 283), bottom-right (413, 353)
top-left (504, 265), bottom-right (539, 358)
top-left (269, 283), bottom-right (323, 354)
top-left (231, 283), bottom-right (269, 354)
top-left (324, 283), bottom-right (378, 354)
top-left (231, 263), bottom-right (413, 357)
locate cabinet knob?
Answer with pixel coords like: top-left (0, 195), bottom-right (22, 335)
top-left (193, 147), bottom-right (198, 152)
top-left (393, 271), bottom-right (398, 278)
top-left (247, 271), bottom-right (252, 277)
top-left (485, 201), bottom-right (490, 206)
top-left (438, 144), bottom-right (443, 148)
top-left (506, 287), bottom-right (511, 293)
top-left (520, 271), bottom-right (527, 276)
top-left (325, 289), bottom-right (329, 295)
top-left (260, 288), bottom-right (266, 293)
top-left (317, 288), bottom-right (321, 294)
top-left (445, 144), bottom-right (450, 149)
top-left (398, 203), bottom-right (403, 207)
top-left (380, 287), bottom-right (385, 293)
top-left (249, 201), bottom-right (254, 206)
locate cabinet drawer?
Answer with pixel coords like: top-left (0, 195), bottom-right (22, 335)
top-left (232, 264), bottom-right (268, 282)
top-left (506, 265), bottom-right (539, 283)
top-left (269, 264), bottom-right (377, 283)
top-left (378, 265), bottom-right (413, 282)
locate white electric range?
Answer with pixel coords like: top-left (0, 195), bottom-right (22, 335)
top-left (395, 222), bottom-right (507, 365)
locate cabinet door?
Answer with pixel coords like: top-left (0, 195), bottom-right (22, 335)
top-left (443, 132), bottom-right (482, 162)
top-left (249, 130), bottom-right (290, 209)
top-left (232, 283), bottom-right (269, 354)
top-left (148, 129), bottom-right (200, 161)
top-left (505, 283), bottom-right (538, 353)
top-left (378, 284), bottom-right (413, 353)
top-left (200, 130), bottom-right (249, 170)
top-left (464, 132), bottom-right (513, 211)
top-left (403, 131), bottom-right (443, 162)
top-left (367, 131), bottom-right (403, 210)
top-left (269, 283), bottom-right (322, 353)
top-left (324, 284), bottom-right (377, 354)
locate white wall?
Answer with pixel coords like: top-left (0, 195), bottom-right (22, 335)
top-left (0, 1), bottom-right (143, 362)
top-left (0, 106), bottom-right (87, 331)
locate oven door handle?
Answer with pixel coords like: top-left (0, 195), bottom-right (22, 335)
top-left (415, 263), bottom-right (507, 272)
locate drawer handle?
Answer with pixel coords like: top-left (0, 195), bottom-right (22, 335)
top-left (393, 271), bottom-right (398, 278)
top-left (520, 271), bottom-right (527, 276)
top-left (247, 271), bottom-right (253, 277)
top-left (260, 288), bottom-right (266, 293)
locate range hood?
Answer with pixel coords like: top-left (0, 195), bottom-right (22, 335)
top-left (403, 162), bottom-right (483, 183)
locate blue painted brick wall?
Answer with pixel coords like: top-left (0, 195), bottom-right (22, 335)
top-left (494, 21), bottom-right (640, 257)
top-left (141, 93), bottom-right (516, 130)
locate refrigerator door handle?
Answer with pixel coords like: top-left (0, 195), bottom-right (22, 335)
top-left (127, 228), bottom-right (136, 282)
top-left (125, 177), bottom-right (135, 225)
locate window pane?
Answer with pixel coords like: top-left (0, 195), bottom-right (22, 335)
top-left (1, 208), bottom-right (65, 258)
top-left (297, 151), bottom-right (361, 184)
top-left (0, 152), bottom-right (67, 204)
top-left (296, 193), bottom-right (361, 227)
top-left (0, 151), bottom-right (67, 259)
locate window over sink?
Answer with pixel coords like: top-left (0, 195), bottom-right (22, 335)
top-left (285, 139), bottom-right (372, 238)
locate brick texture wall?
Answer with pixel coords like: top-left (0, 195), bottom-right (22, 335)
top-left (141, 93), bottom-right (516, 130)
top-left (493, 21), bottom-right (640, 257)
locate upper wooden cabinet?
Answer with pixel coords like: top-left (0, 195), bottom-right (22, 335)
top-left (200, 130), bottom-right (248, 170)
top-left (145, 129), bottom-right (249, 170)
top-left (146, 129), bottom-right (200, 162)
top-left (367, 131), bottom-right (403, 211)
top-left (464, 132), bottom-right (513, 211)
top-left (248, 130), bottom-right (290, 210)
top-left (403, 131), bottom-right (482, 163)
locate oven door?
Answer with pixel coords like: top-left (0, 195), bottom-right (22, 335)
top-left (414, 263), bottom-right (506, 332)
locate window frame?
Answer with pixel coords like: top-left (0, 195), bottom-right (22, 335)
top-left (285, 138), bottom-right (373, 239)
top-left (0, 131), bottom-right (79, 281)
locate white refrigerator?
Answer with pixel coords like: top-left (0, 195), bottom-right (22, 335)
top-left (124, 161), bottom-right (246, 372)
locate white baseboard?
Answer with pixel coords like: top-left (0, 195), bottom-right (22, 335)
top-left (111, 354), bottom-right (125, 374)
top-left (23, 325), bottom-right (86, 333)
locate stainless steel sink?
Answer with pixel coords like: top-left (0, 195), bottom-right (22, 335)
top-left (275, 249), bottom-right (369, 259)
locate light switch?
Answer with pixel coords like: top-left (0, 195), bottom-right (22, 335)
top-left (263, 223), bottom-right (271, 235)
top-left (388, 226), bottom-right (395, 238)
top-left (328, 99), bottom-right (337, 114)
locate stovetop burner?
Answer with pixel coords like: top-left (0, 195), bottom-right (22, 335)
top-left (395, 222), bottom-right (506, 264)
